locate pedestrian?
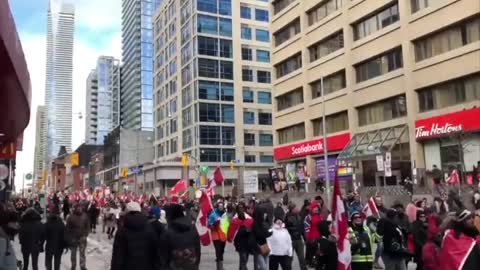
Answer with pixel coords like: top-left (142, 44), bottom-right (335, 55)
top-left (106, 204), bottom-right (121, 240)
top-left (273, 202), bottom-right (285, 221)
top-left (284, 203), bottom-right (307, 270)
top-left (304, 201), bottom-right (323, 267)
top-left (411, 211), bottom-right (428, 270)
top-left (267, 217), bottom-right (293, 270)
top-left (44, 208), bottom-right (67, 270)
top-left (314, 220), bottom-right (337, 270)
top-left (227, 202), bottom-right (254, 270)
top-left (347, 193), bottom-right (363, 218)
top-left (208, 201), bottom-right (227, 270)
top-left (87, 201), bottom-right (99, 234)
top-left (422, 215), bottom-right (441, 270)
top-left (379, 209), bottom-right (410, 270)
top-left (110, 201), bottom-right (159, 270)
top-left (65, 203), bottom-right (90, 270)
top-left (160, 204), bottom-right (200, 270)
top-left (19, 208), bottom-right (44, 270)
top-left (63, 196), bottom-right (71, 219)
top-left (252, 206), bottom-right (272, 270)
top-left (0, 203), bottom-right (21, 270)
top-left (101, 204), bottom-right (110, 234)
top-left (348, 212), bottom-right (376, 270)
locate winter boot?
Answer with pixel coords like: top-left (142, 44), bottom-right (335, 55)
top-left (216, 261), bottom-right (223, 270)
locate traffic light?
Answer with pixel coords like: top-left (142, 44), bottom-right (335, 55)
top-left (71, 152), bottom-right (79, 166)
top-left (181, 154), bottom-right (189, 168)
top-left (120, 167), bottom-right (128, 177)
top-left (230, 160), bottom-right (234, 170)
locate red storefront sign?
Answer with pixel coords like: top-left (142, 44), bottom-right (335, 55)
top-left (274, 133), bottom-right (350, 161)
top-left (415, 107), bottom-right (480, 140)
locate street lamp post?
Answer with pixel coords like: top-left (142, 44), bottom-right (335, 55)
top-left (321, 76), bottom-right (331, 204)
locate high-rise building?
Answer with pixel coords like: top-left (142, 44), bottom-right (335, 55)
top-left (120, 0), bottom-right (162, 131)
top-left (85, 56), bottom-right (121, 145)
top-left (152, 0), bottom-right (274, 182)
top-left (33, 106), bottom-right (47, 183)
top-left (270, 0), bottom-right (480, 192)
top-left (44, 0), bottom-right (75, 161)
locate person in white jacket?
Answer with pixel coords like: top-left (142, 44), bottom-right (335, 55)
top-left (267, 217), bottom-right (293, 270)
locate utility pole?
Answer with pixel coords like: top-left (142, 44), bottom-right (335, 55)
top-left (321, 76), bottom-right (331, 205)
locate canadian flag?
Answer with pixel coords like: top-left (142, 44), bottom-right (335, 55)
top-left (213, 167), bottom-right (224, 186)
top-left (331, 172), bottom-right (352, 270)
top-left (170, 179), bottom-right (188, 195)
top-left (362, 197), bottom-right (379, 218)
top-left (206, 178), bottom-right (216, 197)
top-left (195, 190), bottom-right (213, 246)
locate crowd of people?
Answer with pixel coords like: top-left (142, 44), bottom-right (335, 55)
top-left (1, 188), bottom-right (480, 270)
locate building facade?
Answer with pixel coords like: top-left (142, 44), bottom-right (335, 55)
top-left (44, 0), bottom-right (75, 160)
top-left (152, 0), bottom-right (274, 186)
top-left (120, 0), bottom-right (162, 131)
top-left (270, 0), bottom-right (480, 193)
top-left (33, 106), bottom-right (47, 183)
top-left (85, 56), bottom-right (121, 145)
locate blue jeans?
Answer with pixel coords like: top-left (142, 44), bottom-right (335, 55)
top-left (374, 242), bottom-right (383, 263)
top-left (239, 252), bottom-right (249, 270)
top-left (254, 254), bottom-right (268, 270)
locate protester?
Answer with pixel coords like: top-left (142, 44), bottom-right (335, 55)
top-left (274, 202), bottom-right (285, 221)
top-left (44, 208), bottom-right (67, 270)
top-left (87, 201), bottom-right (100, 234)
top-left (267, 217), bottom-right (292, 270)
top-left (62, 196), bottom-right (70, 219)
top-left (422, 215), bottom-right (441, 270)
top-left (110, 201), bottom-right (159, 270)
top-left (66, 203), bottom-right (90, 270)
top-left (304, 201), bottom-right (323, 267)
top-left (252, 206), bottom-right (272, 270)
top-left (379, 209), bottom-right (410, 270)
top-left (208, 201), bottom-right (227, 270)
top-left (19, 208), bottom-right (44, 270)
top-left (0, 203), bottom-right (20, 270)
top-left (349, 212), bottom-right (375, 270)
top-left (106, 203), bottom-right (121, 240)
top-left (284, 203), bottom-right (307, 270)
top-left (411, 210), bottom-right (428, 270)
top-left (315, 220), bottom-right (337, 270)
top-left (347, 193), bottom-right (363, 218)
top-left (227, 202), bottom-right (253, 270)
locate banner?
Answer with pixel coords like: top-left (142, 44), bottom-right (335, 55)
top-left (243, 170), bottom-right (259, 194)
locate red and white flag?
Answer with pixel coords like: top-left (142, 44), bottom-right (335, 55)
top-left (213, 167), bottom-right (224, 186)
top-left (447, 169), bottom-right (460, 185)
top-left (331, 173), bottom-right (352, 270)
top-left (362, 197), bottom-right (379, 218)
top-left (170, 179), bottom-right (188, 195)
top-left (195, 190), bottom-right (213, 246)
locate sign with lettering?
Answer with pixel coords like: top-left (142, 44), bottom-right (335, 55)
top-left (415, 107), bottom-right (480, 140)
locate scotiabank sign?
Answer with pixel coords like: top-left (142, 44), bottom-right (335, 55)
top-left (415, 107), bottom-right (480, 140)
top-left (274, 133), bottom-right (350, 161)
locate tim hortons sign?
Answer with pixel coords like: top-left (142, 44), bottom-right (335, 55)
top-left (415, 107), bottom-right (480, 140)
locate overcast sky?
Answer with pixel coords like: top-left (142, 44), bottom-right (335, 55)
top-left (9, 0), bottom-right (122, 190)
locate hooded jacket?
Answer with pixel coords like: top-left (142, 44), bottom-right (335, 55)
top-left (252, 207), bottom-right (273, 249)
top-left (65, 210), bottom-right (90, 243)
top-left (304, 201), bottom-right (323, 242)
top-left (315, 221), bottom-right (337, 270)
top-left (110, 211), bottom-right (159, 270)
top-left (285, 209), bottom-right (304, 241)
top-left (44, 214), bottom-right (66, 253)
top-left (267, 222), bottom-right (292, 257)
top-left (19, 208), bottom-right (44, 253)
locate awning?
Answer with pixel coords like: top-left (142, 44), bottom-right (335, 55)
top-left (338, 125), bottom-right (408, 161)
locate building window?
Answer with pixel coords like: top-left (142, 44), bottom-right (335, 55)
top-left (311, 70), bottom-right (346, 98)
top-left (358, 95), bottom-right (407, 126)
top-left (245, 154), bottom-right (256, 163)
top-left (273, 0), bottom-right (295, 15)
top-left (170, 138), bottom-right (178, 153)
top-left (243, 88), bottom-right (254, 103)
top-left (255, 9), bottom-right (269, 22)
top-left (258, 91), bottom-right (272, 104)
top-left (244, 133), bottom-right (255, 145)
top-left (256, 50), bottom-right (270, 62)
top-left (278, 122), bottom-right (305, 144)
top-left (222, 127), bottom-right (235, 145)
top-left (219, 39), bottom-right (232, 58)
top-left (241, 25), bottom-right (252, 40)
top-left (221, 104), bottom-right (235, 123)
top-left (199, 103), bottom-right (220, 122)
top-left (260, 155), bottom-right (274, 163)
top-left (183, 129), bottom-right (192, 149)
top-left (414, 17), bottom-right (480, 62)
top-left (219, 0), bottom-right (231, 15)
top-left (277, 88), bottom-right (303, 111)
top-left (170, 118), bottom-right (177, 133)
top-left (200, 148), bottom-right (221, 162)
top-left (259, 112), bottom-right (272, 125)
top-left (242, 68), bottom-right (254, 81)
top-left (259, 134), bottom-right (273, 146)
top-left (274, 18), bottom-right (300, 46)
top-left (275, 53), bottom-right (302, 78)
top-left (198, 36), bottom-right (218, 56)
top-left (197, 14), bottom-right (218, 35)
top-left (199, 80), bottom-right (219, 100)
top-left (411, 0), bottom-right (434, 13)
top-left (417, 73), bottom-right (480, 112)
top-left (219, 18), bottom-right (232, 37)
top-left (244, 111), bottom-right (255, 124)
top-left (220, 61), bottom-right (233, 79)
top-left (257, 71), bottom-right (271, 83)
top-left (242, 47), bottom-right (253, 60)
top-left (312, 111), bottom-right (349, 136)
top-left (309, 31), bottom-right (344, 62)
top-left (307, 0), bottom-right (343, 26)
top-left (200, 126), bottom-right (221, 145)
top-left (355, 47), bottom-right (403, 82)
top-left (256, 29), bottom-right (270, 42)
top-left (241, 6), bottom-right (251, 19)
top-left (221, 83), bottom-right (234, 101)
top-left (222, 149), bottom-right (236, 162)
top-left (197, 0), bottom-right (217, 14)
top-left (198, 58), bottom-right (219, 78)
top-left (354, 3), bottom-right (399, 40)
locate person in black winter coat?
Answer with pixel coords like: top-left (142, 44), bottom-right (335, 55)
top-left (110, 202), bottom-right (159, 270)
top-left (87, 201), bottom-right (100, 233)
top-left (44, 212), bottom-right (67, 270)
top-left (285, 203), bottom-right (307, 270)
top-left (315, 220), bottom-right (337, 270)
top-left (62, 197), bottom-right (70, 219)
top-left (411, 211), bottom-right (428, 270)
top-left (19, 208), bottom-right (45, 270)
top-left (379, 209), bottom-right (410, 270)
top-left (160, 204), bottom-right (201, 270)
top-left (252, 206), bottom-right (273, 270)
top-left (273, 202), bottom-right (286, 221)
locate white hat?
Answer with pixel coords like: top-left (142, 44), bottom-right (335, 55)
top-left (126, 201), bottom-right (141, 213)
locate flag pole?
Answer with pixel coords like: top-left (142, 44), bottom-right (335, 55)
top-left (321, 76), bottom-right (331, 205)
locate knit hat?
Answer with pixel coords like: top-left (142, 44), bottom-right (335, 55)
top-left (126, 201), bottom-right (141, 213)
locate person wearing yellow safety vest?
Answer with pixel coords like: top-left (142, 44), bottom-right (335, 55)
top-left (348, 211), bottom-right (379, 270)
top-left (208, 201), bottom-right (228, 270)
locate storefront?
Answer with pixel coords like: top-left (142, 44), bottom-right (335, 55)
top-left (273, 133), bottom-right (351, 192)
top-left (415, 107), bottom-right (480, 184)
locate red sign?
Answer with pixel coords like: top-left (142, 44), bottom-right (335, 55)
top-left (415, 107), bottom-right (480, 140)
top-left (274, 133), bottom-right (350, 161)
